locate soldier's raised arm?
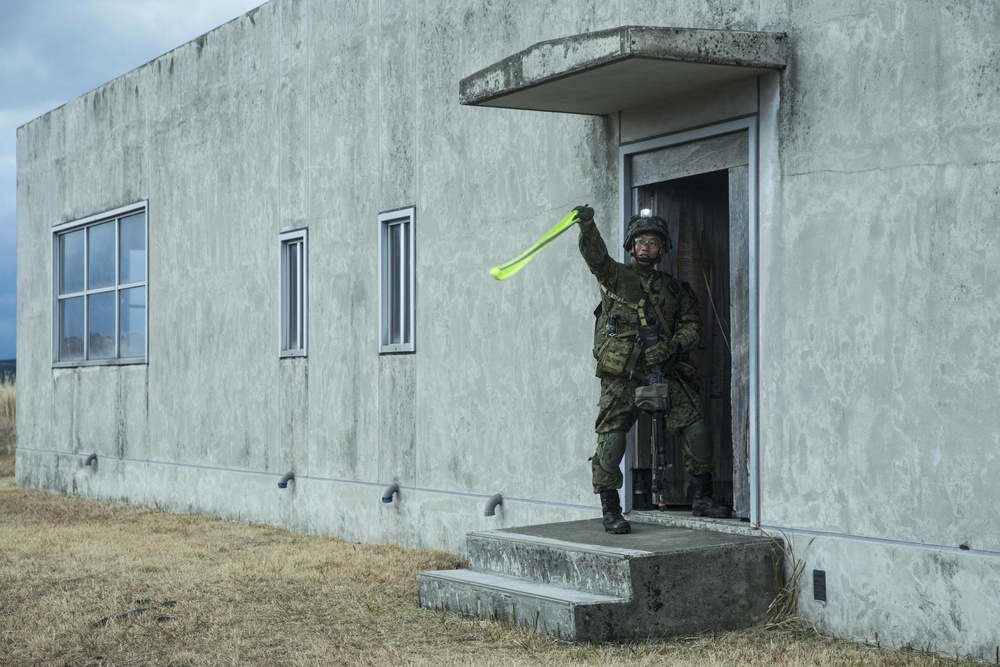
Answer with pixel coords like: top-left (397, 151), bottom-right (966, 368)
top-left (575, 206), bottom-right (625, 289)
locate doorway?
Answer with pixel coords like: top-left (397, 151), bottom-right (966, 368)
top-left (622, 128), bottom-right (753, 519)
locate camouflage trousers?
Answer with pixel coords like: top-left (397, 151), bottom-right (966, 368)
top-left (590, 373), bottom-right (711, 493)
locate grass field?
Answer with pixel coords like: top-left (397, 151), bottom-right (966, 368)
top-left (0, 379), bottom-right (13, 484)
top-left (0, 382), bottom-right (983, 666)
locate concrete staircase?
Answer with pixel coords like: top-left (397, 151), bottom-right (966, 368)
top-left (418, 518), bottom-right (780, 642)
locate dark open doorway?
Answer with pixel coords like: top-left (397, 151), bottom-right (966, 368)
top-left (627, 139), bottom-right (751, 518)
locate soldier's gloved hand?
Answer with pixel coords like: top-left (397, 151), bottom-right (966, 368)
top-left (573, 205), bottom-right (594, 223)
top-left (643, 340), bottom-right (679, 366)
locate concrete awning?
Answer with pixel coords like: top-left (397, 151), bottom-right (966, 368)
top-left (460, 26), bottom-right (787, 116)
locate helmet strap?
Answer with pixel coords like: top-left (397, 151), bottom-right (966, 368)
top-left (632, 252), bottom-right (658, 267)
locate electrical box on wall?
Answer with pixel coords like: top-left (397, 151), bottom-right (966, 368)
top-left (813, 569), bottom-right (827, 602)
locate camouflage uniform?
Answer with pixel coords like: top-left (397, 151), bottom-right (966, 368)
top-left (579, 220), bottom-right (713, 494)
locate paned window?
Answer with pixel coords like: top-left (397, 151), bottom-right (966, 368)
top-left (378, 207), bottom-right (415, 353)
top-left (53, 203), bottom-right (147, 365)
top-left (280, 229), bottom-right (308, 356)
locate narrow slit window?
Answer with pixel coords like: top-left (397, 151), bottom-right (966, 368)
top-left (280, 229), bottom-right (308, 356)
top-left (378, 207), bottom-right (415, 353)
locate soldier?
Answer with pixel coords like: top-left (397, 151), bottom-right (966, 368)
top-left (575, 205), bottom-right (731, 534)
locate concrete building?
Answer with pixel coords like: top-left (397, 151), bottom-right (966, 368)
top-left (16, 0), bottom-right (1000, 659)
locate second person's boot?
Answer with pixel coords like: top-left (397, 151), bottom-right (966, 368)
top-left (599, 489), bottom-right (631, 534)
top-left (690, 472), bottom-right (732, 518)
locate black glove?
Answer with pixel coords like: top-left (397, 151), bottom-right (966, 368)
top-left (573, 205), bottom-right (594, 222)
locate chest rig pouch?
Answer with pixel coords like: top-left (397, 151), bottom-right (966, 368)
top-left (592, 274), bottom-right (651, 378)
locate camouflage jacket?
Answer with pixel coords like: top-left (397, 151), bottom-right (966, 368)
top-left (578, 220), bottom-right (700, 379)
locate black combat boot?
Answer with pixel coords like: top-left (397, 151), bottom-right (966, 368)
top-left (599, 489), bottom-right (631, 534)
top-left (691, 473), bottom-right (733, 518)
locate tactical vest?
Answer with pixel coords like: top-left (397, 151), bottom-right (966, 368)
top-left (592, 269), bottom-right (680, 378)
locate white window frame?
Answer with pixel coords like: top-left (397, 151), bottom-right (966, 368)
top-left (378, 206), bottom-right (416, 354)
top-left (51, 201), bottom-right (149, 367)
top-left (279, 229), bottom-right (308, 357)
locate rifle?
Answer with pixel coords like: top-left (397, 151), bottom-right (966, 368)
top-left (631, 324), bottom-right (672, 511)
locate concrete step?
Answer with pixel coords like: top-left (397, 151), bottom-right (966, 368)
top-left (417, 569), bottom-right (629, 642)
top-left (419, 518), bottom-right (780, 642)
top-left (466, 528), bottom-right (648, 597)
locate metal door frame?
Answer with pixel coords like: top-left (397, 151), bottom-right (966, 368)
top-left (618, 116), bottom-right (760, 525)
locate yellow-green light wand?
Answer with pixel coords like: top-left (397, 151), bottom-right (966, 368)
top-left (489, 210), bottom-right (580, 281)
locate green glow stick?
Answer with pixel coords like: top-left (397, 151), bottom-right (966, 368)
top-left (489, 210), bottom-right (580, 281)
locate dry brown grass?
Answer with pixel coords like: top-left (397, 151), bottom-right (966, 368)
top-left (0, 378), bottom-right (14, 459)
top-left (0, 448), bottom-right (983, 666)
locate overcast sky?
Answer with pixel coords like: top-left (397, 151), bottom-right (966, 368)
top-left (0, 0), bottom-right (266, 361)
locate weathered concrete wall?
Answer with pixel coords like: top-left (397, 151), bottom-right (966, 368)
top-left (788, 531), bottom-right (1000, 661)
top-left (16, 0), bottom-right (1000, 661)
top-left (754, 0), bottom-right (1000, 661)
top-left (762, 0), bottom-right (1000, 546)
top-left (15, 0), bottom-right (627, 549)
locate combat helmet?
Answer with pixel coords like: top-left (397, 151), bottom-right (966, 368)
top-left (624, 209), bottom-right (670, 252)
